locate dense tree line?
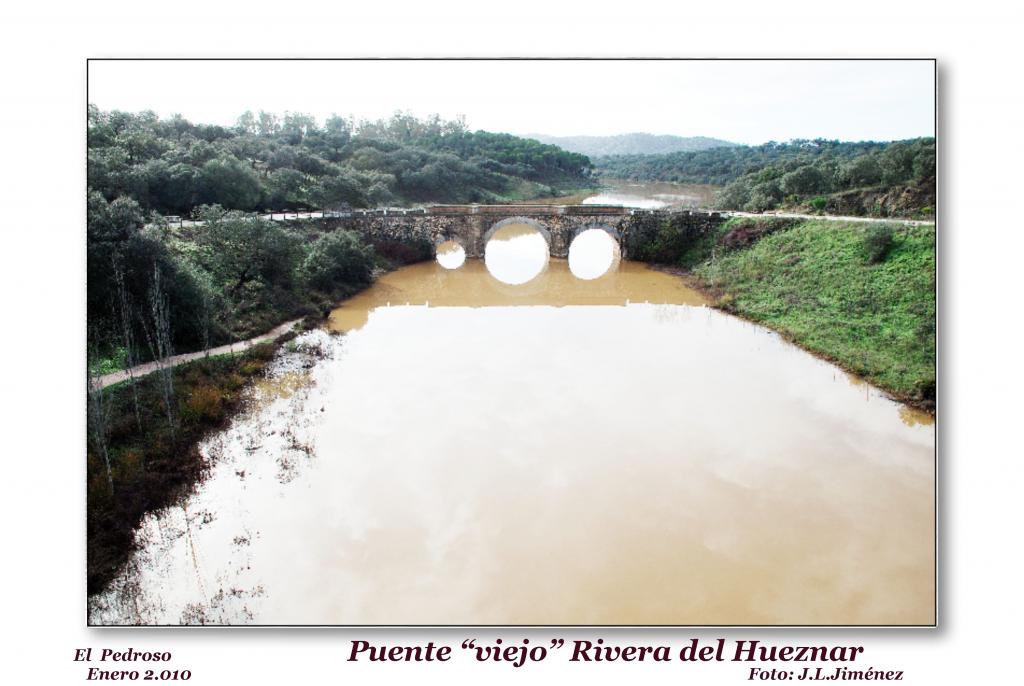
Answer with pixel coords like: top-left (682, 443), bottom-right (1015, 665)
top-left (594, 139), bottom-right (897, 184)
top-left (87, 107), bottom-right (595, 366)
top-left (88, 107), bottom-right (593, 216)
top-left (87, 191), bottom-right (385, 371)
top-left (595, 138), bottom-right (936, 214)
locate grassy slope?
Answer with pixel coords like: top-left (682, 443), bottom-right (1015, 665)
top-left (693, 220), bottom-right (936, 405)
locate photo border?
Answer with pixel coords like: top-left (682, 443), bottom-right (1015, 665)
top-left (85, 56), bottom-right (939, 630)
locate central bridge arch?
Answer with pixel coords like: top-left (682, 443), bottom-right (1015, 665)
top-left (482, 216), bottom-right (553, 247)
top-left (572, 222), bottom-right (621, 243)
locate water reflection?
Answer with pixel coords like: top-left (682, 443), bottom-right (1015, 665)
top-left (90, 261), bottom-right (934, 626)
top-left (435, 240), bottom-right (466, 269)
top-left (569, 228), bottom-right (620, 280)
top-left (326, 260), bottom-right (708, 332)
top-left (899, 405), bottom-right (935, 427)
top-left (484, 223), bottom-right (549, 284)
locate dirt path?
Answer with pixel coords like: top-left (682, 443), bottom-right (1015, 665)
top-left (97, 319), bottom-right (302, 390)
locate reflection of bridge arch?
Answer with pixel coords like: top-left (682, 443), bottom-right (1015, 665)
top-left (483, 216), bottom-right (552, 246)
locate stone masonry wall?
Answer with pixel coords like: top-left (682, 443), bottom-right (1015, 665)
top-left (303, 206), bottom-right (728, 260)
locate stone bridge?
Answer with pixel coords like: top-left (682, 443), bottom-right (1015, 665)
top-left (321, 204), bottom-right (728, 259)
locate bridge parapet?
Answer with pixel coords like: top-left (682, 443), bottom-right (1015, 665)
top-left (424, 204), bottom-right (632, 216)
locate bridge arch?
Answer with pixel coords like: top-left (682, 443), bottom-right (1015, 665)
top-left (483, 216), bottom-right (552, 247)
top-left (568, 223), bottom-right (623, 279)
top-left (435, 236), bottom-right (467, 269)
top-left (572, 222), bottom-right (621, 243)
top-left (435, 234), bottom-right (466, 251)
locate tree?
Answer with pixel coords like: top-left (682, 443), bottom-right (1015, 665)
top-left (87, 192), bottom-right (144, 243)
top-left (281, 112), bottom-right (317, 145)
top-left (192, 207), bottom-right (302, 296)
top-left (86, 364), bottom-right (114, 493)
top-left (309, 171), bottom-right (368, 209)
top-left (780, 166), bottom-right (826, 196)
top-left (112, 254), bottom-right (143, 430)
top-left (878, 143), bottom-right (916, 185)
top-left (236, 110), bottom-right (257, 135)
top-left (301, 231), bottom-right (375, 292)
top-left (197, 157), bottom-right (262, 211)
top-left (141, 266), bottom-right (176, 434)
top-left (841, 155), bottom-right (883, 187)
top-left (266, 168), bottom-right (308, 209)
top-left (745, 180), bottom-right (784, 212)
top-left (256, 111), bottom-right (280, 136)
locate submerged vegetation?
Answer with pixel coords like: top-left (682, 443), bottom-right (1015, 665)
top-left (595, 138), bottom-right (936, 217)
top-left (88, 339), bottom-right (285, 594)
top-left (630, 215), bottom-right (936, 407)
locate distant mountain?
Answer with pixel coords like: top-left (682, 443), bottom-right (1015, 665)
top-left (526, 133), bottom-right (738, 157)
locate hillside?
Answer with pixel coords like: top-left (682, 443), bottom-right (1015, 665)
top-left (526, 132), bottom-right (737, 157)
top-left (88, 108), bottom-right (595, 216)
top-left (596, 138), bottom-right (936, 218)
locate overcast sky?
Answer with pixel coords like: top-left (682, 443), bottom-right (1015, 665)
top-left (88, 60), bottom-right (934, 145)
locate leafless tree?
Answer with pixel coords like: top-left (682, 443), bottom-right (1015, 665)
top-left (141, 265), bottom-right (176, 434)
top-left (87, 340), bottom-right (114, 493)
top-left (112, 254), bottom-right (142, 430)
top-left (196, 285), bottom-right (212, 359)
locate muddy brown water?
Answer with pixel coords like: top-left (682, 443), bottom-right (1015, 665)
top-left (89, 227), bottom-right (934, 626)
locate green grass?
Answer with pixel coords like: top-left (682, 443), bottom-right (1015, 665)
top-left (693, 220), bottom-right (935, 405)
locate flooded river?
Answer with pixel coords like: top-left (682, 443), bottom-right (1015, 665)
top-left (89, 225), bottom-right (934, 626)
top-left (583, 179), bottom-right (718, 209)
top-left (512, 179), bottom-right (719, 209)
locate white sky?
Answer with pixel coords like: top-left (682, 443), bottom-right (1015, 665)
top-left (88, 60), bottom-right (934, 144)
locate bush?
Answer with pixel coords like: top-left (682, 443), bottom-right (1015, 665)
top-left (626, 215), bottom-right (709, 264)
top-left (862, 224), bottom-right (896, 264)
top-left (301, 230), bottom-right (375, 293)
top-left (184, 385), bottom-right (226, 423)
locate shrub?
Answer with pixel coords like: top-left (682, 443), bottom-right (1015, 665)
top-left (301, 230), bottom-right (375, 293)
top-left (862, 224), bottom-right (896, 264)
top-left (808, 196), bottom-right (828, 212)
top-left (184, 385), bottom-right (226, 423)
top-left (236, 362), bottom-right (261, 379)
top-left (626, 215), bottom-right (711, 264)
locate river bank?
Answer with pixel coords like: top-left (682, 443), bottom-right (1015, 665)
top-left (645, 216), bottom-right (936, 412)
top-left (88, 333), bottom-right (291, 595)
top-left (87, 261), bottom-right (398, 595)
top-left (91, 251), bottom-right (934, 625)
